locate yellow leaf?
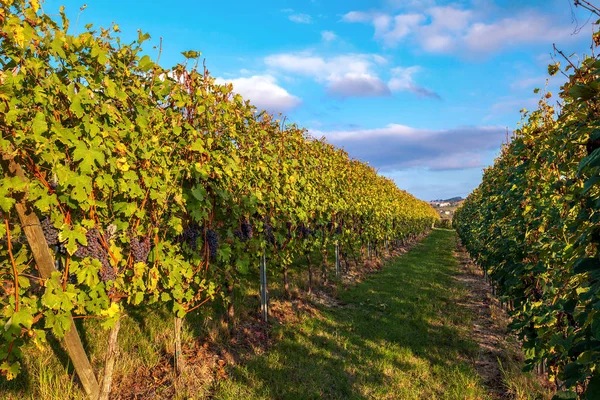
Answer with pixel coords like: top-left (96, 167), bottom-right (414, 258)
top-left (101, 302), bottom-right (120, 318)
top-left (29, 0), bottom-right (40, 13)
top-left (116, 157), bottom-right (130, 172)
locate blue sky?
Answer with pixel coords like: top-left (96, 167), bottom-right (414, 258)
top-left (44, 0), bottom-right (596, 200)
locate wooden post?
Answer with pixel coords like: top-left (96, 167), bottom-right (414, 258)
top-left (174, 316), bottom-right (186, 375)
top-left (4, 157), bottom-right (100, 399)
top-left (98, 316), bottom-right (121, 400)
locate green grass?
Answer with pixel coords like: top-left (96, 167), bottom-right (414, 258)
top-left (5, 230), bottom-right (529, 399)
top-left (214, 230), bottom-right (489, 400)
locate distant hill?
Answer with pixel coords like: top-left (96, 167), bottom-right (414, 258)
top-left (431, 196), bottom-right (463, 203)
top-left (444, 196), bottom-right (463, 203)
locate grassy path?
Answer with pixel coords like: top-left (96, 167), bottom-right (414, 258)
top-left (215, 230), bottom-right (490, 399)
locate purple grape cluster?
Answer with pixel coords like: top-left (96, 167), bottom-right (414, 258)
top-left (130, 234), bottom-right (151, 263)
top-left (234, 219), bottom-right (253, 242)
top-left (298, 225), bottom-right (312, 240)
top-left (263, 222), bottom-right (275, 244)
top-left (241, 220), bottom-right (253, 240)
top-left (179, 223), bottom-right (202, 250)
top-left (74, 228), bottom-right (114, 282)
top-left (206, 229), bottom-right (219, 260)
top-left (99, 265), bottom-right (116, 282)
top-left (41, 217), bottom-right (59, 246)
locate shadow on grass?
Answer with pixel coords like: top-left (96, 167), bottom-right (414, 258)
top-left (214, 230), bottom-right (487, 400)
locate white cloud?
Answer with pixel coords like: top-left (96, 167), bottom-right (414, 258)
top-left (289, 13), bottom-right (312, 24)
top-left (321, 30), bottom-right (338, 42)
top-left (343, 6), bottom-right (575, 54)
top-left (265, 53), bottom-right (384, 80)
top-left (265, 52), bottom-right (437, 99)
top-left (384, 0), bottom-right (435, 10)
top-left (216, 75), bottom-right (301, 113)
top-left (265, 52), bottom-right (393, 98)
top-left (382, 14), bottom-right (424, 45)
top-left (463, 14), bottom-right (572, 53)
top-left (342, 11), bottom-right (423, 46)
top-left (418, 6), bottom-right (472, 52)
top-left (388, 66), bottom-right (440, 99)
top-left (342, 11), bottom-right (371, 23)
top-left (510, 76), bottom-right (548, 90)
top-left (428, 6), bottom-right (472, 32)
top-left (326, 73), bottom-right (391, 98)
top-left (312, 124), bottom-right (506, 171)
top-left (372, 54), bottom-right (388, 64)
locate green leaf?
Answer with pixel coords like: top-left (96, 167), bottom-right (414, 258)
top-left (75, 259), bottom-right (100, 286)
top-left (69, 174), bottom-right (93, 204)
top-left (553, 391), bottom-right (577, 400)
top-left (133, 291), bottom-right (144, 305)
top-left (173, 302), bottom-right (186, 318)
top-left (236, 258), bottom-right (250, 275)
top-left (574, 258), bottom-right (600, 274)
top-left (587, 374), bottom-right (600, 399)
top-left (191, 185), bottom-right (206, 201)
top-left (181, 50), bottom-right (201, 59)
top-left (0, 186), bottom-right (16, 212)
top-left (51, 37), bottom-right (66, 58)
top-left (137, 31), bottom-right (151, 44)
top-left (69, 94), bottom-right (84, 118)
top-left (1, 361), bottom-right (21, 380)
top-left (31, 112), bottom-right (48, 135)
top-left (11, 310), bottom-right (33, 329)
top-left (59, 225), bottom-right (88, 256)
top-left (73, 142), bottom-right (105, 174)
top-left (138, 55), bottom-right (154, 72)
top-left (17, 276), bottom-right (31, 290)
top-left (190, 138), bottom-right (205, 152)
top-left (34, 193), bottom-right (57, 213)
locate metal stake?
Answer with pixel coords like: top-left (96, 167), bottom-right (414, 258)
top-left (260, 253), bottom-right (268, 322)
top-left (335, 243), bottom-right (340, 277)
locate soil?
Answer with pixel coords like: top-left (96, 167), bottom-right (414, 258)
top-left (453, 240), bottom-right (552, 399)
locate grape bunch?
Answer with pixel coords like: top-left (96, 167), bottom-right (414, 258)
top-left (99, 265), bottom-right (116, 282)
top-left (298, 225), bottom-right (312, 240)
top-left (206, 229), bottom-right (219, 260)
top-left (130, 234), bottom-right (151, 264)
top-left (41, 217), bottom-right (59, 246)
top-left (74, 228), bottom-right (114, 282)
top-left (286, 222), bottom-right (293, 239)
top-left (326, 221), bottom-right (334, 233)
top-left (241, 219), bottom-right (253, 240)
top-left (234, 219), bottom-right (253, 242)
top-left (234, 229), bottom-right (244, 241)
top-left (263, 222), bottom-right (275, 245)
top-left (179, 223), bottom-right (202, 250)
